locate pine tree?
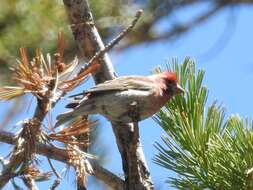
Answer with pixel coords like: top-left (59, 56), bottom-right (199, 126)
top-left (154, 58), bottom-right (253, 190)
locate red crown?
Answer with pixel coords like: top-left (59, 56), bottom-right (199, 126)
top-left (163, 71), bottom-right (177, 82)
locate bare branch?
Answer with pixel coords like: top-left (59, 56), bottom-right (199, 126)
top-left (0, 118), bottom-right (45, 188)
top-left (0, 130), bottom-right (125, 190)
top-left (22, 176), bottom-right (38, 190)
top-left (49, 178), bottom-right (61, 190)
top-left (84, 9), bottom-right (143, 68)
top-left (47, 158), bottom-right (61, 179)
top-left (119, 4), bottom-right (224, 50)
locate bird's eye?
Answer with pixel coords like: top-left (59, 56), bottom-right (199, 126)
top-left (166, 79), bottom-right (175, 86)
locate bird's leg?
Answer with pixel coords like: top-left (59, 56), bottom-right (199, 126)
top-left (128, 101), bottom-right (140, 132)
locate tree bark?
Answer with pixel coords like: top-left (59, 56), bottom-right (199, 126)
top-left (62, 0), bottom-right (153, 189)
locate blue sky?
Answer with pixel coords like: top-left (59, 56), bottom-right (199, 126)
top-left (1, 4), bottom-right (253, 190)
top-left (107, 5), bottom-right (253, 190)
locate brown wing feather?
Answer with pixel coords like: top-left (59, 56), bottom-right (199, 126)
top-left (70, 76), bottom-right (154, 98)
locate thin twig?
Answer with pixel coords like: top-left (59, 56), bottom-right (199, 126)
top-left (118, 4), bottom-right (224, 50)
top-left (49, 178), bottom-right (61, 190)
top-left (47, 135), bottom-right (62, 190)
top-left (47, 158), bottom-right (61, 179)
top-left (22, 175), bottom-right (38, 190)
top-left (78, 9), bottom-right (143, 74)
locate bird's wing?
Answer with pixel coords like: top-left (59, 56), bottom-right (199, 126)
top-left (71, 76), bottom-right (154, 97)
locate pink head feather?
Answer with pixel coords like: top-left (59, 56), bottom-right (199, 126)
top-left (163, 71), bottom-right (177, 82)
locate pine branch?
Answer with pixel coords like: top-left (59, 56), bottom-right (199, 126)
top-left (0, 131), bottom-right (125, 190)
top-left (0, 99), bottom-right (49, 188)
top-left (154, 58), bottom-right (253, 189)
top-left (0, 41), bottom-right (98, 188)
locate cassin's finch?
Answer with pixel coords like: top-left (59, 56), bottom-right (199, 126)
top-left (55, 71), bottom-right (184, 127)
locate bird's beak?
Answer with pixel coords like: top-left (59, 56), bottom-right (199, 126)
top-left (175, 84), bottom-right (185, 94)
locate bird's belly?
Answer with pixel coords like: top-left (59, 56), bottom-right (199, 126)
top-left (96, 90), bottom-right (168, 122)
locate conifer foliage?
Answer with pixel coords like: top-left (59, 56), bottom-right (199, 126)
top-left (154, 58), bottom-right (253, 190)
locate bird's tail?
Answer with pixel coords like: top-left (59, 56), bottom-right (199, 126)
top-left (55, 110), bottom-right (76, 128)
top-left (55, 103), bottom-right (93, 128)
top-left (55, 98), bottom-right (96, 128)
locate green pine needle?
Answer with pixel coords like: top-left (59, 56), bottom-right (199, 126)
top-left (154, 58), bottom-right (253, 190)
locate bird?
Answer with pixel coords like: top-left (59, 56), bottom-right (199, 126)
top-left (55, 71), bottom-right (184, 127)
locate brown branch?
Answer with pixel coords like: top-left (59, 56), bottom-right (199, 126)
top-left (111, 122), bottom-right (153, 189)
top-left (47, 158), bottom-right (61, 179)
top-left (22, 176), bottom-right (38, 190)
top-left (84, 9), bottom-right (143, 68)
top-left (49, 178), bottom-right (61, 190)
top-left (153, 4), bottom-right (223, 41)
top-left (0, 130), bottom-right (16, 144)
top-left (77, 182), bottom-right (87, 190)
top-left (0, 131), bottom-right (125, 190)
top-left (63, 0), bottom-right (153, 189)
top-left (118, 2), bottom-right (224, 50)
